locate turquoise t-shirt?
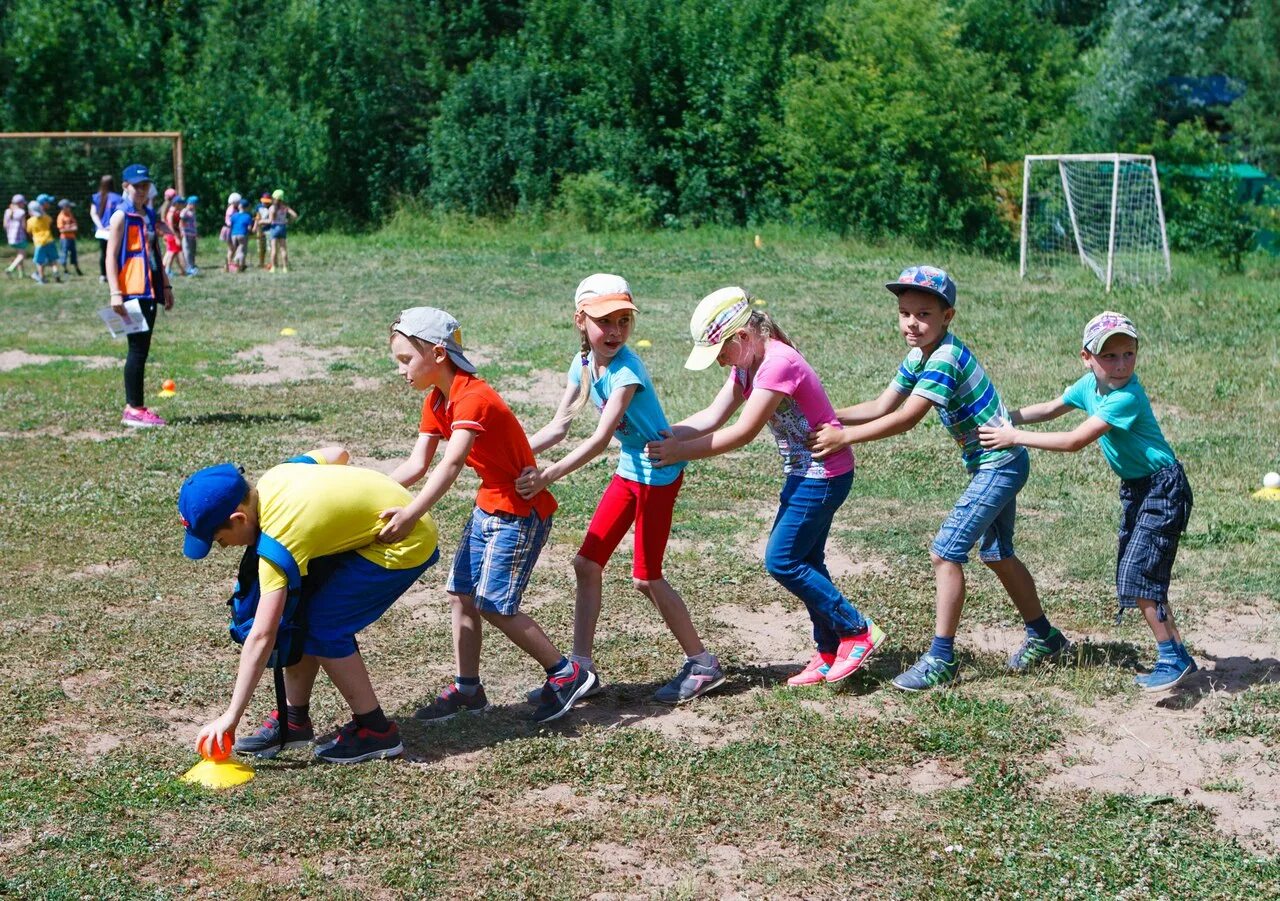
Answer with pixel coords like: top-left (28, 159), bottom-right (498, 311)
top-left (1061, 372), bottom-right (1177, 480)
top-left (567, 345), bottom-right (684, 486)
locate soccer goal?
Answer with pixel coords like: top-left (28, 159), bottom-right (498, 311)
top-left (1020, 153), bottom-right (1171, 292)
top-left (0, 131), bottom-right (184, 213)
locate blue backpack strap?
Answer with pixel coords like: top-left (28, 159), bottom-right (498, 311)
top-left (286, 453), bottom-right (319, 465)
top-left (255, 531), bottom-right (301, 593)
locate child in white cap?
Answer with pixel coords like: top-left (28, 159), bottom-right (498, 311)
top-left (648, 287), bottom-right (886, 688)
top-left (517, 274), bottom-right (724, 705)
top-left (980, 311), bottom-right (1196, 691)
top-left (379, 307), bottom-right (595, 724)
top-left (5, 194), bottom-right (29, 277)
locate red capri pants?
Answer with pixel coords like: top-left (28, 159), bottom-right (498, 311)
top-left (577, 472), bottom-right (683, 580)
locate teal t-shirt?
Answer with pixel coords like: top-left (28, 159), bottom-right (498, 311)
top-left (567, 345), bottom-right (684, 486)
top-left (892, 333), bottom-right (1019, 473)
top-left (1061, 372), bottom-right (1177, 480)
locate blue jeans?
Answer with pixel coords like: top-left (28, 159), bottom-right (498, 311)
top-left (765, 472), bottom-right (867, 654)
top-left (931, 449), bottom-right (1029, 564)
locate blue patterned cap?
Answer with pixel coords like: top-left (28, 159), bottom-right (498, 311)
top-left (885, 265), bottom-right (957, 307)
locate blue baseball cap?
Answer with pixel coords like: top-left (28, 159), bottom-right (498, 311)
top-left (885, 265), bottom-right (957, 308)
top-left (178, 463), bottom-right (249, 559)
top-left (122, 163), bottom-right (152, 184)
top-left (186, 195), bottom-right (199, 204)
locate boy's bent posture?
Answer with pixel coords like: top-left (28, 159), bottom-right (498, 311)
top-left (980, 311), bottom-right (1195, 691)
top-left (811, 266), bottom-right (1070, 690)
top-left (185, 447), bottom-right (439, 764)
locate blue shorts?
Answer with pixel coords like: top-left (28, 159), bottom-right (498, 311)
top-left (932, 449), bottom-right (1029, 564)
top-left (269, 224), bottom-right (287, 240)
top-left (302, 549), bottom-right (437, 658)
top-left (1116, 462), bottom-right (1192, 614)
top-left (447, 507), bottom-right (553, 615)
top-left (33, 243), bottom-right (58, 265)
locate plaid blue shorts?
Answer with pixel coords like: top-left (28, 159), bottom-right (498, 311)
top-left (1116, 462), bottom-right (1192, 619)
top-left (447, 506), bottom-right (553, 615)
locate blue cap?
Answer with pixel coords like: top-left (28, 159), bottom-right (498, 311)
top-left (186, 195), bottom-right (199, 204)
top-left (122, 163), bottom-right (152, 184)
top-left (178, 463), bottom-right (249, 559)
top-left (36, 193), bottom-right (55, 205)
top-left (885, 265), bottom-right (957, 308)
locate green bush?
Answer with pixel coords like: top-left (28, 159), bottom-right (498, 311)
top-left (557, 171), bottom-right (657, 230)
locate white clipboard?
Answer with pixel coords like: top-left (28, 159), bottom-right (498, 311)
top-left (98, 300), bottom-right (150, 337)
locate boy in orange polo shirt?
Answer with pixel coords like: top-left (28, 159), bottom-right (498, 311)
top-left (377, 307), bottom-right (594, 724)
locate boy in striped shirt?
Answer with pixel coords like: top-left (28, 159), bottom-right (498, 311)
top-left (810, 266), bottom-right (1070, 690)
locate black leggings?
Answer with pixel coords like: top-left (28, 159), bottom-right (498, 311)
top-left (98, 237), bottom-right (108, 277)
top-left (124, 295), bottom-right (159, 408)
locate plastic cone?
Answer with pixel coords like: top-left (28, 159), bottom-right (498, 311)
top-left (158, 389), bottom-right (176, 398)
top-left (1252, 487), bottom-right (1280, 501)
top-left (635, 339), bottom-right (652, 348)
top-left (280, 327), bottom-right (297, 336)
top-left (180, 757), bottom-right (255, 789)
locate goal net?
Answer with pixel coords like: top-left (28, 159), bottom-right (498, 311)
top-left (0, 132), bottom-right (184, 219)
top-left (1020, 154), bottom-right (1171, 292)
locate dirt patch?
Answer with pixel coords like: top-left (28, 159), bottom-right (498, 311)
top-left (630, 704), bottom-right (751, 749)
top-left (906, 759), bottom-right (973, 794)
top-left (716, 601), bottom-right (812, 665)
top-left (224, 341), bottom-right (350, 386)
top-left (0, 425), bottom-right (128, 442)
top-left (523, 784), bottom-right (607, 815)
top-left (0, 350), bottom-right (116, 372)
top-left (750, 533), bottom-right (888, 579)
top-left (1043, 596), bottom-right (1280, 853)
top-left (351, 455), bottom-right (403, 476)
top-left (60, 669), bottom-right (114, 701)
top-left (67, 561), bottom-right (135, 581)
top-left (502, 368), bottom-right (568, 408)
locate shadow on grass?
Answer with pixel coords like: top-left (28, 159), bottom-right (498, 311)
top-left (1152, 653), bottom-right (1280, 711)
top-left (168, 411), bottom-right (323, 426)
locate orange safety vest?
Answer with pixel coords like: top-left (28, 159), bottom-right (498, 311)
top-left (116, 208), bottom-right (153, 301)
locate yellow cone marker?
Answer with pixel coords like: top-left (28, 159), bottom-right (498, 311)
top-left (636, 339), bottom-right (652, 348)
top-left (158, 389), bottom-right (176, 398)
top-left (180, 757), bottom-right (255, 789)
top-left (1253, 487), bottom-right (1280, 501)
top-left (754, 234), bottom-right (763, 249)
top-left (753, 299), bottom-right (767, 307)
top-left (280, 327), bottom-right (297, 336)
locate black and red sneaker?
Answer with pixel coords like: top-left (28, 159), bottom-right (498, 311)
top-left (233, 709), bottom-right (315, 759)
top-left (313, 720), bottom-right (403, 764)
top-left (533, 663), bottom-right (597, 724)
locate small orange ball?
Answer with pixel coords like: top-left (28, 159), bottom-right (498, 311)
top-left (198, 731), bottom-right (234, 761)
top-left (162, 379), bottom-right (176, 391)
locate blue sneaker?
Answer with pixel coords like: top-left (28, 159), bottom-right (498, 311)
top-left (652, 657), bottom-right (726, 705)
top-left (1135, 653), bottom-right (1198, 693)
top-left (892, 653), bottom-right (960, 692)
top-left (232, 709), bottom-right (315, 759)
top-left (313, 720), bottom-right (403, 764)
top-left (414, 684), bottom-right (491, 723)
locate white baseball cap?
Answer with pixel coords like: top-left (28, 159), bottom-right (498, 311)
top-left (574, 273), bottom-right (638, 317)
top-left (685, 286), bottom-right (753, 370)
top-left (392, 307), bottom-right (478, 374)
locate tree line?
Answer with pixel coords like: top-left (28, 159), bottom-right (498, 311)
top-left (2, 0), bottom-right (1275, 255)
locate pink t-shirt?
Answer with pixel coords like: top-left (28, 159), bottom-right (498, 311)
top-left (733, 340), bottom-right (854, 479)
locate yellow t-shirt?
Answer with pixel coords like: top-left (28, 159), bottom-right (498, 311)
top-left (25, 214), bottom-right (55, 247)
top-left (255, 456), bottom-right (437, 593)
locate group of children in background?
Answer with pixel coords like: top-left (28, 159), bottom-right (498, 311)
top-left (4, 178), bottom-right (300, 284)
top-left (181, 266), bottom-right (1196, 765)
top-left (4, 192), bottom-right (84, 283)
top-left (219, 189), bottom-right (297, 274)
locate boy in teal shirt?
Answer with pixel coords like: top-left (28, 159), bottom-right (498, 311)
top-left (979, 311), bottom-right (1196, 691)
top-left (811, 265), bottom-right (1069, 691)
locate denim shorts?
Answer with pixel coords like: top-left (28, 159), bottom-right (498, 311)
top-left (931, 449), bottom-right (1029, 564)
top-left (447, 506), bottom-right (553, 615)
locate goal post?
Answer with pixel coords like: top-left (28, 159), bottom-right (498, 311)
top-left (1019, 153), bottom-right (1171, 292)
top-left (0, 132), bottom-right (184, 214)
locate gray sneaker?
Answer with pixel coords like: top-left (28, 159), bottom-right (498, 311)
top-left (652, 657), bottom-right (726, 705)
top-left (526, 671), bottom-right (603, 704)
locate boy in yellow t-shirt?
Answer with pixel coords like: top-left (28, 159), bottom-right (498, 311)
top-left (25, 201), bottom-right (60, 284)
top-left (180, 447), bottom-right (439, 765)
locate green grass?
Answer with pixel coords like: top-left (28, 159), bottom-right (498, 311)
top-left (1, 222), bottom-right (1278, 897)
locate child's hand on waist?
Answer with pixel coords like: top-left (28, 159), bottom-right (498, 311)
top-left (645, 431), bottom-right (682, 467)
top-left (515, 465), bottom-right (548, 499)
top-left (806, 424), bottom-right (847, 460)
top-left (977, 423), bottom-right (1017, 450)
top-left (376, 507), bottom-right (416, 543)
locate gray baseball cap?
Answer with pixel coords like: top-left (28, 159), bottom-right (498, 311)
top-left (392, 307), bottom-right (478, 374)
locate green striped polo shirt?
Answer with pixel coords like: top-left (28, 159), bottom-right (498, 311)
top-left (891, 333), bottom-right (1020, 473)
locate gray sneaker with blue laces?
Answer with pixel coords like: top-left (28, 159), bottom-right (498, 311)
top-left (892, 653), bottom-right (960, 692)
top-left (652, 657), bottom-right (726, 705)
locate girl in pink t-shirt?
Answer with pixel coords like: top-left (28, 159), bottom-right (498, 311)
top-left (647, 287), bottom-right (886, 687)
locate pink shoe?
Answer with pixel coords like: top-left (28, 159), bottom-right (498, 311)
top-left (787, 651), bottom-right (835, 686)
top-left (121, 406), bottom-right (167, 428)
top-left (826, 621), bottom-right (887, 684)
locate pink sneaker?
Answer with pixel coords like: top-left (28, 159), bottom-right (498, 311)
top-left (826, 621), bottom-right (887, 684)
top-left (121, 406), bottom-right (167, 428)
top-left (787, 651), bottom-right (835, 686)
